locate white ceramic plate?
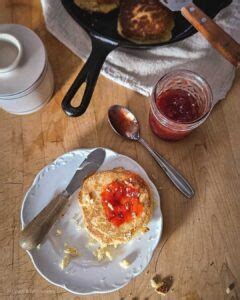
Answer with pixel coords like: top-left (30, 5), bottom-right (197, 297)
top-left (21, 148), bottom-right (162, 295)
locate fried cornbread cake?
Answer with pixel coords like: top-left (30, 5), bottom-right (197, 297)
top-left (79, 168), bottom-right (152, 246)
top-left (74, 0), bottom-right (119, 13)
top-left (118, 0), bottom-right (175, 44)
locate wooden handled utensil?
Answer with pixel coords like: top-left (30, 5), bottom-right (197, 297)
top-left (20, 148), bottom-right (106, 251)
top-left (160, 0), bottom-right (240, 68)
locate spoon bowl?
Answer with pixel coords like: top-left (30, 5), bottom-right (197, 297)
top-left (108, 105), bottom-right (140, 141)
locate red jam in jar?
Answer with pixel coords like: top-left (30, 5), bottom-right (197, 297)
top-left (149, 70), bottom-right (213, 141)
top-left (156, 89), bottom-right (201, 123)
top-left (101, 180), bottom-right (143, 227)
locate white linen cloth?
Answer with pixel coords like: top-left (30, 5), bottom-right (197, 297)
top-left (41, 0), bottom-right (240, 103)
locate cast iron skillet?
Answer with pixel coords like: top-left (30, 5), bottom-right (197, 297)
top-left (61, 0), bottom-right (232, 117)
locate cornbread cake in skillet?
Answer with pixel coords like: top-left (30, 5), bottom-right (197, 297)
top-left (118, 0), bottom-right (175, 44)
top-left (74, 0), bottom-right (119, 13)
top-left (79, 168), bottom-right (152, 246)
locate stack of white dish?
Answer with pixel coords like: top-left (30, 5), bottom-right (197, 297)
top-left (0, 24), bottom-right (54, 115)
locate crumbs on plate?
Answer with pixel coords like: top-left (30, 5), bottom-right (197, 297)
top-left (59, 245), bottom-right (80, 270)
top-left (59, 255), bottom-right (70, 270)
top-left (93, 246), bottom-right (111, 261)
top-left (64, 247), bottom-right (79, 256)
top-left (56, 229), bottom-right (62, 236)
top-left (141, 226), bottom-right (150, 234)
top-left (119, 259), bottom-right (130, 269)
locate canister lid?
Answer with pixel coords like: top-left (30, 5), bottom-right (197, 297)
top-left (0, 24), bottom-right (46, 97)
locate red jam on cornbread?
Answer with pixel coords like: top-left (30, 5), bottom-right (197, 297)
top-left (101, 180), bottom-right (143, 227)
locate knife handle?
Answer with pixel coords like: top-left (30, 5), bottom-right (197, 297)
top-left (181, 3), bottom-right (240, 68)
top-left (19, 191), bottom-right (70, 251)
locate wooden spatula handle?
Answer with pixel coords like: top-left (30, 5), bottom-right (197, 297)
top-left (181, 3), bottom-right (240, 68)
top-left (19, 191), bottom-right (70, 251)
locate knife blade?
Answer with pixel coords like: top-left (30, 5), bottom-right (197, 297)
top-left (159, 0), bottom-right (191, 11)
top-left (19, 148), bottom-right (106, 251)
top-left (66, 148), bottom-right (106, 195)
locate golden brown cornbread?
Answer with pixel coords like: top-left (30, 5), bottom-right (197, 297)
top-left (118, 0), bottom-right (175, 44)
top-left (74, 0), bottom-right (119, 13)
top-left (79, 168), bottom-right (152, 246)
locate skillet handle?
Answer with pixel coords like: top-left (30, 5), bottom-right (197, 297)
top-left (181, 3), bottom-right (240, 68)
top-left (61, 37), bottom-right (117, 117)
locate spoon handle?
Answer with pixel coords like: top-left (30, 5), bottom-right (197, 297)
top-left (139, 137), bottom-right (194, 198)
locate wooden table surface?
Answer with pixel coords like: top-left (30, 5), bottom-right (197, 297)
top-left (1, 1), bottom-right (240, 299)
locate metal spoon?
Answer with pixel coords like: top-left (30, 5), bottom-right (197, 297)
top-left (108, 105), bottom-right (194, 198)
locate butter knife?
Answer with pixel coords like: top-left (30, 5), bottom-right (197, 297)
top-left (159, 0), bottom-right (240, 67)
top-left (19, 148), bottom-right (106, 251)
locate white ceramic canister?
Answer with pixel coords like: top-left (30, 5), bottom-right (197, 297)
top-left (0, 24), bottom-right (54, 115)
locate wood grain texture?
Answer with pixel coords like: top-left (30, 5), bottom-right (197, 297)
top-left (0, 1), bottom-right (240, 299)
top-left (181, 3), bottom-right (240, 68)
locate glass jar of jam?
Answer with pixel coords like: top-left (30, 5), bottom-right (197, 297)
top-left (149, 70), bottom-right (213, 141)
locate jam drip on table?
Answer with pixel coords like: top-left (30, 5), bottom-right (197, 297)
top-left (156, 89), bottom-right (201, 123)
top-left (101, 180), bottom-right (143, 227)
